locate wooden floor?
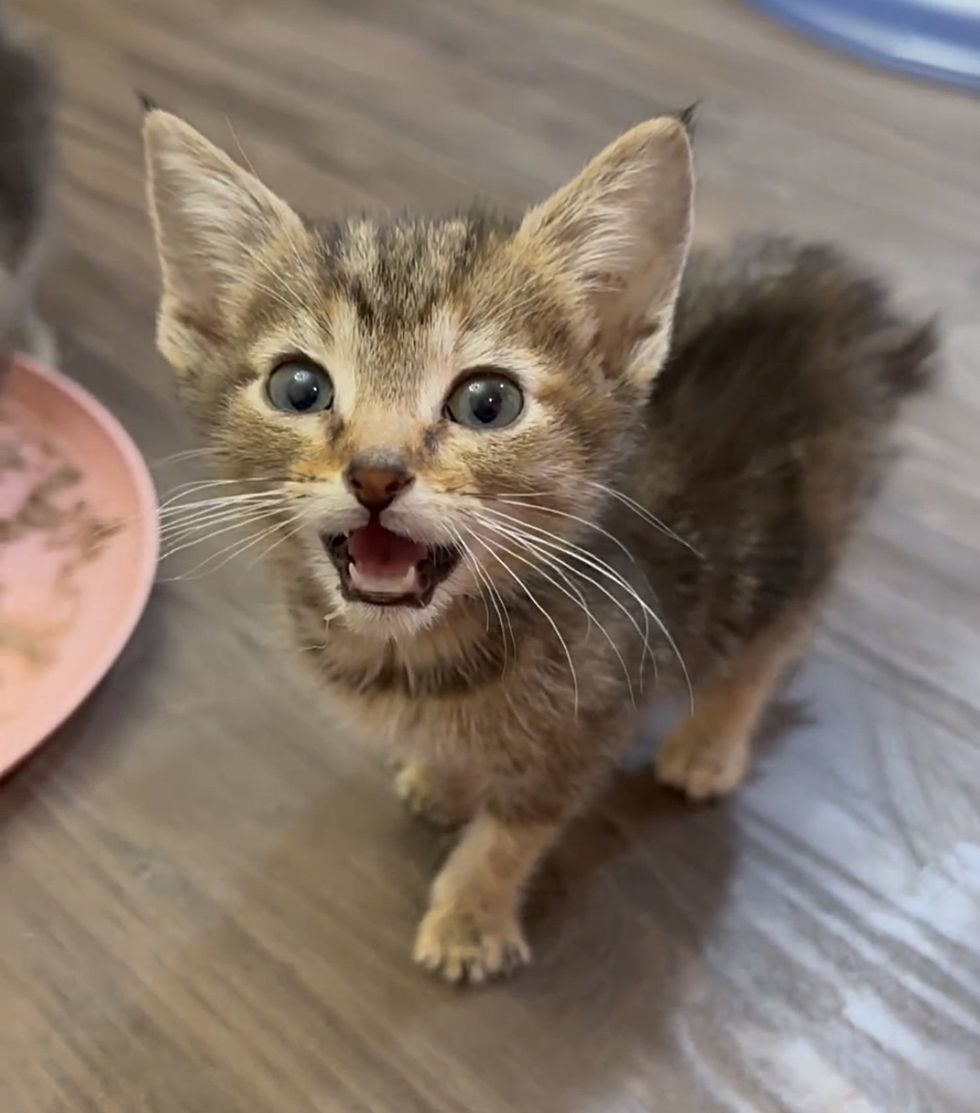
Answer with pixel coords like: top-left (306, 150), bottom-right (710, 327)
top-left (3, 1), bottom-right (979, 1110)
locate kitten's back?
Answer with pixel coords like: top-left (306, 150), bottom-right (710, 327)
top-left (626, 237), bottom-right (937, 661)
top-left (669, 237), bottom-right (935, 415)
top-left (653, 237), bottom-right (936, 481)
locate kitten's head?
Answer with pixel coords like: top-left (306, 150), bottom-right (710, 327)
top-left (144, 111), bottom-right (692, 638)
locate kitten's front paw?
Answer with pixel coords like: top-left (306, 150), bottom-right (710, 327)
top-left (413, 902), bottom-right (531, 984)
top-left (394, 763), bottom-right (473, 829)
top-left (656, 723), bottom-right (749, 801)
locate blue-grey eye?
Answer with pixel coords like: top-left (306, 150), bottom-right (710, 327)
top-left (445, 372), bottom-right (523, 430)
top-left (267, 360), bottom-right (334, 414)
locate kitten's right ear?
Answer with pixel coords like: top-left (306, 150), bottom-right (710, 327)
top-left (143, 111), bottom-right (308, 367)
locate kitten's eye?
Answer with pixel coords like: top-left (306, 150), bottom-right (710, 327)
top-left (444, 372), bottom-right (524, 430)
top-left (267, 359), bottom-right (334, 414)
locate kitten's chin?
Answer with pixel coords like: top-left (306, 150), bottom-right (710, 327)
top-left (337, 583), bottom-right (457, 641)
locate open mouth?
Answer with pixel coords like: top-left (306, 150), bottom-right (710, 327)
top-left (323, 519), bottom-right (462, 608)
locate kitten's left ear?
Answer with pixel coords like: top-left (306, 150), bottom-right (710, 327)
top-left (143, 110), bottom-right (309, 369)
top-left (516, 116), bottom-right (693, 384)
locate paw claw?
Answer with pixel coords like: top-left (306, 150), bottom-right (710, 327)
top-left (394, 764), bottom-right (472, 829)
top-left (413, 904), bottom-right (531, 985)
top-left (656, 728), bottom-right (749, 801)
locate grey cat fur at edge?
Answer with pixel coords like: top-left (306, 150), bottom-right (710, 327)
top-left (0, 6), bottom-right (54, 369)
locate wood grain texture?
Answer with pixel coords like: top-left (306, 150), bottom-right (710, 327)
top-left (2, 1), bottom-right (979, 1110)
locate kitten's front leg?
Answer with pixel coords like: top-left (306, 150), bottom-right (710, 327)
top-left (413, 810), bottom-right (558, 983)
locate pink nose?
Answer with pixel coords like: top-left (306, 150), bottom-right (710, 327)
top-left (345, 465), bottom-right (414, 512)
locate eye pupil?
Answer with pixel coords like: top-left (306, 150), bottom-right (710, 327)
top-left (469, 383), bottom-right (503, 424)
top-left (286, 370), bottom-right (320, 410)
top-left (446, 371), bottom-right (523, 431)
top-left (268, 360), bottom-right (334, 414)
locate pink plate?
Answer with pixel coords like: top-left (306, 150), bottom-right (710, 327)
top-left (0, 355), bottom-right (158, 775)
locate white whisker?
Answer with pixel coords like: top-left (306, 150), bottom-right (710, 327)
top-left (480, 519), bottom-right (591, 614)
top-left (158, 475), bottom-right (282, 509)
top-left (159, 506), bottom-right (286, 562)
top-left (159, 489), bottom-right (284, 522)
top-left (478, 513), bottom-right (655, 692)
top-left (152, 446), bottom-right (222, 468)
top-left (463, 526), bottom-right (579, 717)
top-left (446, 524), bottom-right (492, 635)
top-left (490, 501), bottom-right (636, 561)
top-left (480, 527), bottom-right (636, 706)
top-left (476, 511), bottom-right (692, 708)
top-left (160, 501), bottom-right (286, 545)
top-left (458, 527), bottom-right (516, 663)
top-left (163, 514), bottom-right (301, 582)
top-left (590, 481), bottom-right (703, 558)
top-left (244, 517), bottom-right (309, 571)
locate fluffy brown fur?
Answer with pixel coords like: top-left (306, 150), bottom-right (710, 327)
top-left (143, 110), bottom-right (936, 983)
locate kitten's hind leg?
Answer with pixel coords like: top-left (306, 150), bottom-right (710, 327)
top-left (656, 607), bottom-right (814, 801)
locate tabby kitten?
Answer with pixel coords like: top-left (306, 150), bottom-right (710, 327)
top-left (143, 110), bottom-right (934, 983)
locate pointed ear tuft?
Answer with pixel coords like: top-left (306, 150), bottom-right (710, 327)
top-left (143, 110), bottom-right (308, 367)
top-left (517, 116), bottom-right (693, 383)
top-left (675, 102), bottom-right (700, 137)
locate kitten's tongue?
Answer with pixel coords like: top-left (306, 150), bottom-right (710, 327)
top-left (347, 520), bottom-right (427, 594)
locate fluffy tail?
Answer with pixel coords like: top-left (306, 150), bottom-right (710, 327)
top-left (874, 314), bottom-right (939, 406)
